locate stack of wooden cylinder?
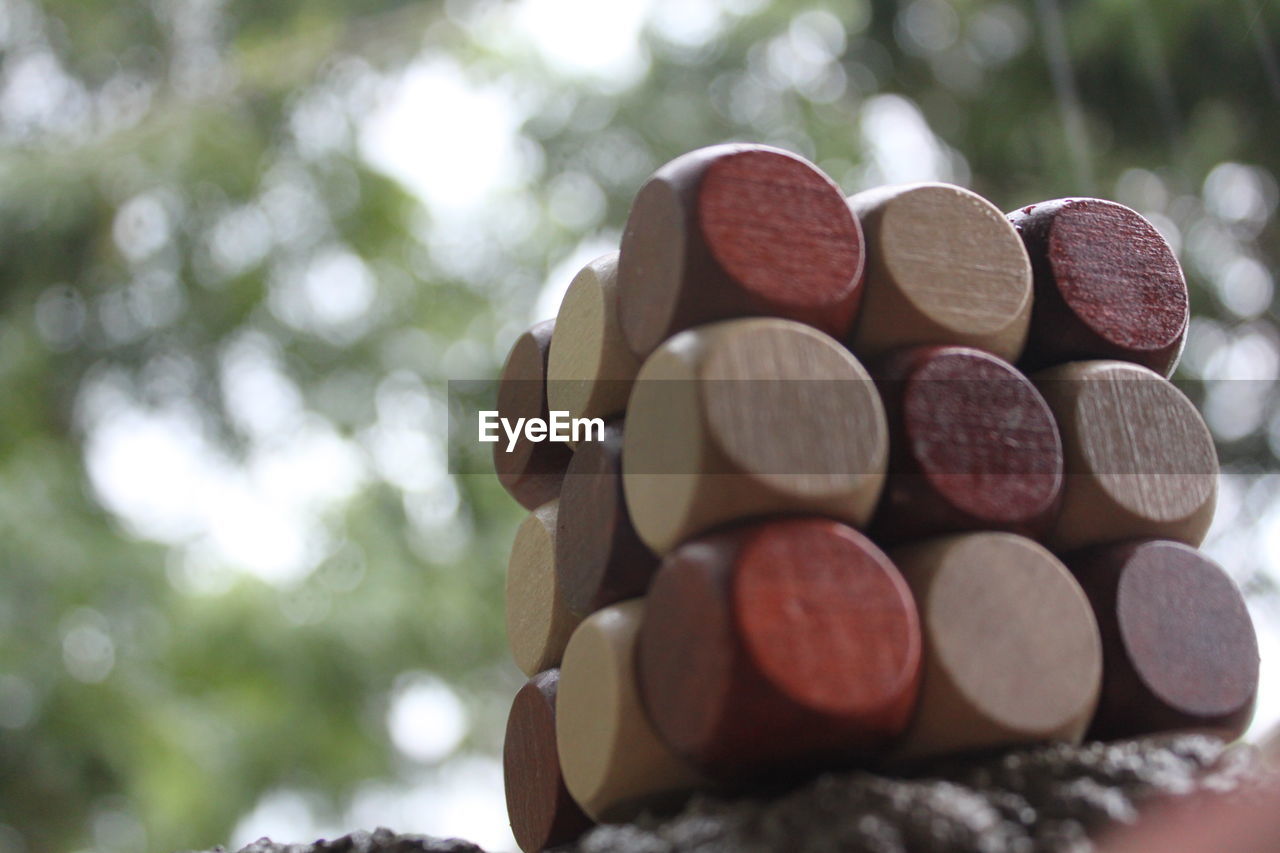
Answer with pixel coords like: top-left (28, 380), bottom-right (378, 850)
top-left (496, 144), bottom-right (1260, 853)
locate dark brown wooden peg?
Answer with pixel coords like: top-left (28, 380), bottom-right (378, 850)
top-left (556, 421), bottom-right (658, 617)
top-left (617, 144), bottom-right (865, 358)
top-left (1062, 539), bottom-right (1259, 741)
top-left (1008, 198), bottom-right (1189, 376)
top-left (494, 320), bottom-right (573, 510)
top-left (503, 669), bottom-right (594, 852)
top-left (869, 345), bottom-right (1063, 543)
top-left (636, 517), bottom-right (921, 781)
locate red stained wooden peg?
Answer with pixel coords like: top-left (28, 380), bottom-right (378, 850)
top-left (617, 144), bottom-right (865, 358)
top-left (556, 422), bottom-right (658, 617)
top-left (1062, 539), bottom-right (1259, 741)
top-left (869, 346), bottom-right (1063, 543)
top-left (503, 670), bottom-right (594, 853)
top-left (636, 517), bottom-right (921, 781)
top-left (1008, 198), bottom-right (1189, 376)
top-left (494, 320), bottom-right (574, 510)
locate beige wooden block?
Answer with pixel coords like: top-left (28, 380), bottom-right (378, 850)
top-left (1033, 360), bottom-right (1218, 551)
top-left (556, 599), bottom-right (705, 822)
top-left (847, 183), bottom-right (1033, 362)
top-left (623, 317), bottom-right (888, 555)
top-left (547, 252), bottom-right (640, 427)
top-left (888, 532), bottom-right (1103, 762)
top-left (505, 501), bottom-right (582, 677)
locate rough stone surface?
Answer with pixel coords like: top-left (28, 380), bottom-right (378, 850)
top-left (193, 735), bottom-right (1270, 853)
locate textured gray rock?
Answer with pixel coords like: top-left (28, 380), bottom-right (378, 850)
top-left (196, 735), bottom-right (1270, 853)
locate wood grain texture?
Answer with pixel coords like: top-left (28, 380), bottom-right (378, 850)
top-left (556, 422), bottom-right (658, 617)
top-left (846, 183), bottom-right (1032, 362)
top-left (546, 252), bottom-right (640, 426)
top-left (617, 144), bottom-right (865, 358)
top-left (636, 517), bottom-right (921, 781)
top-left (623, 317), bottom-right (888, 554)
top-left (556, 599), bottom-right (706, 823)
top-left (503, 670), bottom-right (594, 852)
top-left (494, 320), bottom-right (574, 509)
top-left (1008, 198), bottom-right (1189, 377)
top-left (869, 346), bottom-right (1063, 543)
top-left (1032, 360), bottom-right (1218, 551)
top-left (888, 532), bottom-right (1102, 762)
top-left (1062, 539), bottom-right (1258, 741)
top-left (506, 501), bottom-right (582, 677)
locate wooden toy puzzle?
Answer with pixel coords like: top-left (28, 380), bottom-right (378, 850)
top-left (491, 143), bottom-right (1258, 852)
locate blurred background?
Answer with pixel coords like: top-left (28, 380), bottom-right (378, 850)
top-left (0, 0), bottom-right (1278, 851)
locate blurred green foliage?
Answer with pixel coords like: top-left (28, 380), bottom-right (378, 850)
top-left (0, 1), bottom-right (1277, 851)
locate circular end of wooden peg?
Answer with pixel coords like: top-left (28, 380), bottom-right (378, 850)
top-left (556, 423), bottom-right (658, 617)
top-left (889, 532), bottom-right (1102, 761)
top-left (1064, 540), bottom-right (1259, 740)
top-left (506, 502), bottom-right (582, 677)
top-left (556, 600), bottom-right (704, 822)
top-left (623, 318), bottom-right (888, 554)
top-left (504, 670), bottom-right (594, 853)
top-left (1033, 360), bottom-right (1218, 551)
top-left (637, 518), bottom-right (920, 779)
top-left (1009, 198), bottom-right (1188, 376)
top-left (618, 145), bottom-right (864, 357)
top-left (495, 320), bottom-right (573, 509)
top-left (547, 252), bottom-right (639, 423)
top-left (848, 183), bottom-right (1032, 361)
top-left (870, 346), bottom-right (1063, 542)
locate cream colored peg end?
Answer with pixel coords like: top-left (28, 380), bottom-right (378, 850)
top-left (1033, 360), bottom-right (1218, 551)
top-left (506, 501), bottom-right (582, 677)
top-left (556, 599), bottom-right (705, 822)
top-left (888, 532), bottom-right (1102, 762)
top-left (847, 183), bottom-right (1033, 362)
top-left (547, 252), bottom-right (640, 428)
top-left (623, 317), bottom-right (888, 555)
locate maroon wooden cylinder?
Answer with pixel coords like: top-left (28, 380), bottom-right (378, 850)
top-left (1007, 198), bottom-right (1189, 376)
top-left (617, 144), bottom-right (865, 358)
top-left (1062, 539), bottom-right (1259, 741)
top-left (869, 345), bottom-right (1063, 543)
top-left (636, 517), bottom-right (921, 782)
top-left (503, 669), bottom-right (594, 852)
top-left (494, 320), bottom-right (574, 509)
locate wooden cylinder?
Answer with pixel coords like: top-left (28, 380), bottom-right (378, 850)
top-left (506, 501), bottom-right (582, 677)
top-left (547, 252), bottom-right (640, 425)
top-left (846, 183), bottom-right (1033, 362)
top-left (617, 144), bottom-right (865, 359)
top-left (1032, 360), bottom-right (1218, 552)
top-left (503, 670), bottom-right (594, 852)
top-left (869, 345), bottom-right (1063, 544)
top-left (1062, 539), bottom-right (1258, 741)
top-left (555, 599), bottom-right (705, 822)
top-left (888, 532), bottom-right (1102, 762)
top-left (623, 317), bottom-right (888, 555)
top-left (494, 320), bottom-right (573, 509)
top-left (1008, 198), bottom-right (1189, 376)
top-left (636, 517), bottom-right (921, 781)
top-left (556, 422), bottom-right (658, 617)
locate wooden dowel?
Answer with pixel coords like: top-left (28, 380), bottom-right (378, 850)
top-left (617, 144), bottom-right (865, 359)
top-left (494, 320), bottom-right (573, 509)
top-left (636, 517), bottom-right (920, 781)
top-left (1008, 198), bottom-right (1189, 377)
top-left (846, 183), bottom-right (1033, 362)
top-left (506, 501), bottom-right (582, 677)
top-left (1032, 360), bottom-right (1217, 551)
top-left (503, 669), bottom-right (595, 852)
top-left (887, 532), bottom-right (1102, 762)
top-left (1062, 539), bottom-right (1258, 741)
top-left (623, 317), bottom-right (888, 555)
